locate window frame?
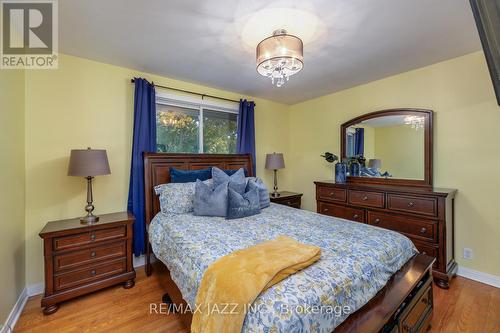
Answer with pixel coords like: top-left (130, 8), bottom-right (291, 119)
top-left (156, 90), bottom-right (239, 154)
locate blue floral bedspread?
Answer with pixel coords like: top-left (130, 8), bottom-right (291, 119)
top-left (149, 203), bottom-right (417, 332)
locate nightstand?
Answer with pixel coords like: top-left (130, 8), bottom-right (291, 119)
top-left (270, 191), bottom-right (303, 208)
top-left (39, 212), bottom-right (136, 315)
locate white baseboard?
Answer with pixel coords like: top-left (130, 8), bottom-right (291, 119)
top-left (457, 266), bottom-right (500, 288)
top-left (0, 287), bottom-right (28, 333)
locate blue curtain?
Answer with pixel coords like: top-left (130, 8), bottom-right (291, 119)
top-left (236, 99), bottom-right (256, 173)
top-left (127, 78), bottom-right (156, 256)
top-left (354, 128), bottom-right (364, 156)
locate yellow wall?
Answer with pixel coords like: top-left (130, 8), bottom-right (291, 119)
top-left (0, 69), bottom-right (26, 322)
top-left (24, 54), bottom-right (291, 285)
top-left (289, 51), bottom-right (500, 276)
top-left (374, 125), bottom-right (424, 179)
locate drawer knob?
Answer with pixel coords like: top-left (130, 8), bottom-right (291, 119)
top-left (374, 218), bottom-right (380, 224)
top-left (408, 202), bottom-right (415, 207)
top-left (422, 251), bottom-right (427, 255)
top-left (90, 233), bottom-right (96, 241)
top-left (420, 227), bottom-right (427, 234)
top-left (287, 201), bottom-right (292, 205)
top-left (323, 208), bottom-right (328, 212)
top-left (329, 192), bottom-right (335, 197)
top-left (353, 214), bottom-right (359, 219)
top-left (91, 270), bottom-right (96, 276)
top-left (90, 251), bottom-right (96, 258)
top-left (362, 196), bottom-right (368, 201)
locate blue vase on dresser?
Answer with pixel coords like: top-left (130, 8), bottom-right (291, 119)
top-left (350, 161), bottom-right (360, 177)
top-left (335, 163), bottom-right (347, 183)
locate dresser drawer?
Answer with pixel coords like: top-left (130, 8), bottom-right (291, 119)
top-left (367, 212), bottom-right (437, 242)
top-left (387, 194), bottom-right (437, 217)
top-left (54, 258), bottom-right (126, 291)
top-left (53, 226), bottom-right (126, 251)
top-left (317, 187), bottom-right (347, 203)
top-left (318, 202), bottom-right (365, 223)
top-left (348, 190), bottom-right (384, 208)
top-left (54, 241), bottom-right (126, 272)
top-left (411, 240), bottom-right (439, 269)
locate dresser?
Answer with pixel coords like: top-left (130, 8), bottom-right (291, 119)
top-left (39, 212), bottom-right (136, 314)
top-left (315, 181), bottom-right (457, 288)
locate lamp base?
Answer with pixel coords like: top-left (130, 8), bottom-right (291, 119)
top-left (271, 191), bottom-right (281, 198)
top-left (80, 214), bottom-right (99, 224)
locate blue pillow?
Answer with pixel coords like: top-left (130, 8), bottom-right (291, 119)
top-left (246, 178), bottom-right (270, 209)
top-left (212, 167), bottom-right (246, 194)
top-left (224, 168), bottom-right (248, 177)
top-left (170, 167), bottom-right (212, 183)
top-left (193, 179), bottom-right (228, 217)
top-left (226, 187), bottom-right (261, 220)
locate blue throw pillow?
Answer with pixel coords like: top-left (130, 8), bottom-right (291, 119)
top-left (226, 187), bottom-right (261, 220)
top-left (212, 167), bottom-right (246, 194)
top-left (170, 167), bottom-right (212, 183)
top-left (246, 178), bottom-right (270, 209)
top-left (193, 179), bottom-right (228, 217)
top-left (223, 168), bottom-right (248, 177)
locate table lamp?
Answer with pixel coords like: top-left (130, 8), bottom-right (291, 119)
top-left (68, 147), bottom-right (111, 224)
top-left (265, 153), bottom-right (285, 198)
top-left (368, 159), bottom-right (382, 170)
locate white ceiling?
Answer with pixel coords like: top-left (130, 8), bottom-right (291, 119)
top-left (59, 0), bottom-right (482, 104)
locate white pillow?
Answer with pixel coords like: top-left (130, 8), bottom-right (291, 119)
top-left (156, 179), bottom-right (213, 214)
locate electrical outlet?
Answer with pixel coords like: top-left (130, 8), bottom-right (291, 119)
top-left (463, 247), bottom-right (474, 260)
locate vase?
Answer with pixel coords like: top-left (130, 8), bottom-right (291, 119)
top-left (350, 162), bottom-right (360, 177)
top-left (335, 163), bottom-right (347, 183)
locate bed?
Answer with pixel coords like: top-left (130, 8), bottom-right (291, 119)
top-left (143, 153), bottom-right (435, 333)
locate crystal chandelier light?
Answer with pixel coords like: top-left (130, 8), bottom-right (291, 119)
top-left (404, 115), bottom-right (425, 130)
top-left (256, 29), bottom-right (304, 87)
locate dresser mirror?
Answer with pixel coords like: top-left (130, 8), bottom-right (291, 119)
top-left (341, 109), bottom-right (433, 188)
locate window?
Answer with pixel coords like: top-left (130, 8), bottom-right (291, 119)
top-left (156, 93), bottom-right (238, 154)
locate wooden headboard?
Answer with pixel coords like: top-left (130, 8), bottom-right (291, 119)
top-left (143, 153), bottom-right (254, 226)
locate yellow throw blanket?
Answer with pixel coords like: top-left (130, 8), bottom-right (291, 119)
top-left (191, 236), bottom-right (322, 333)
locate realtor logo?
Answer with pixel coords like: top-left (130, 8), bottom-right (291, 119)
top-left (1, 0), bottom-right (58, 69)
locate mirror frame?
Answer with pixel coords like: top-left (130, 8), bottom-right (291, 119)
top-left (341, 108), bottom-right (433, 188)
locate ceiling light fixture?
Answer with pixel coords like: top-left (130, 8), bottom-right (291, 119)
top-left (256, 29), bottom-right (303, 87)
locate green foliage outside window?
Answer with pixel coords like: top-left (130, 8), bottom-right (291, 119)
top-left (156, 107), bottom-right (237, 154)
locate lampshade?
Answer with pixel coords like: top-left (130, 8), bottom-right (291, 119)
top-left (256, 29), bottom-right (304, 87)
top-left (265, 153), bottom-right (285, 170)
top-left (368, 159), bottom-right (382, 169)
top-left (68, 148), bottom-right (111, 177)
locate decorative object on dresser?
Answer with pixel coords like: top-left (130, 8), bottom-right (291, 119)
top-left (315, 108), bottom-right (458, 289)
top-left (265, 152), bottom-right (285, 197)
top-left (321, 152), bottom-right (347, 183)
top-left (39, 212), bottom-right (136, 315)
top-left (269, 191), bottom-right (302, 209)
top-left (68, 148), bottom-right (111, 224)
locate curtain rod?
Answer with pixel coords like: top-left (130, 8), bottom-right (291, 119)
top-left (130, 79), bottom-right (245, 104)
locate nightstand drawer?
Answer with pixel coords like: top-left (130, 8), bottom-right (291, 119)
top-left (278, 197), bottom-right (301, 208)
top-left (53, 226), bottom-right (126, 251)
top-left (319, 202), bottom-right (365, 223)
top-left (54, 258), bottom-right (126, 291)
top-left (54, 241), bottom-right (126, 272)
top-left (348, 190), bottom-right (385, 208)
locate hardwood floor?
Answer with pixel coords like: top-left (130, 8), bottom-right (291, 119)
top-left (15, 264), bottom-right (499, 332)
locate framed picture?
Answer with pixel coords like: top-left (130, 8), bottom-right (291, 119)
top-left (470, 0), bottom-right (500, 106)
